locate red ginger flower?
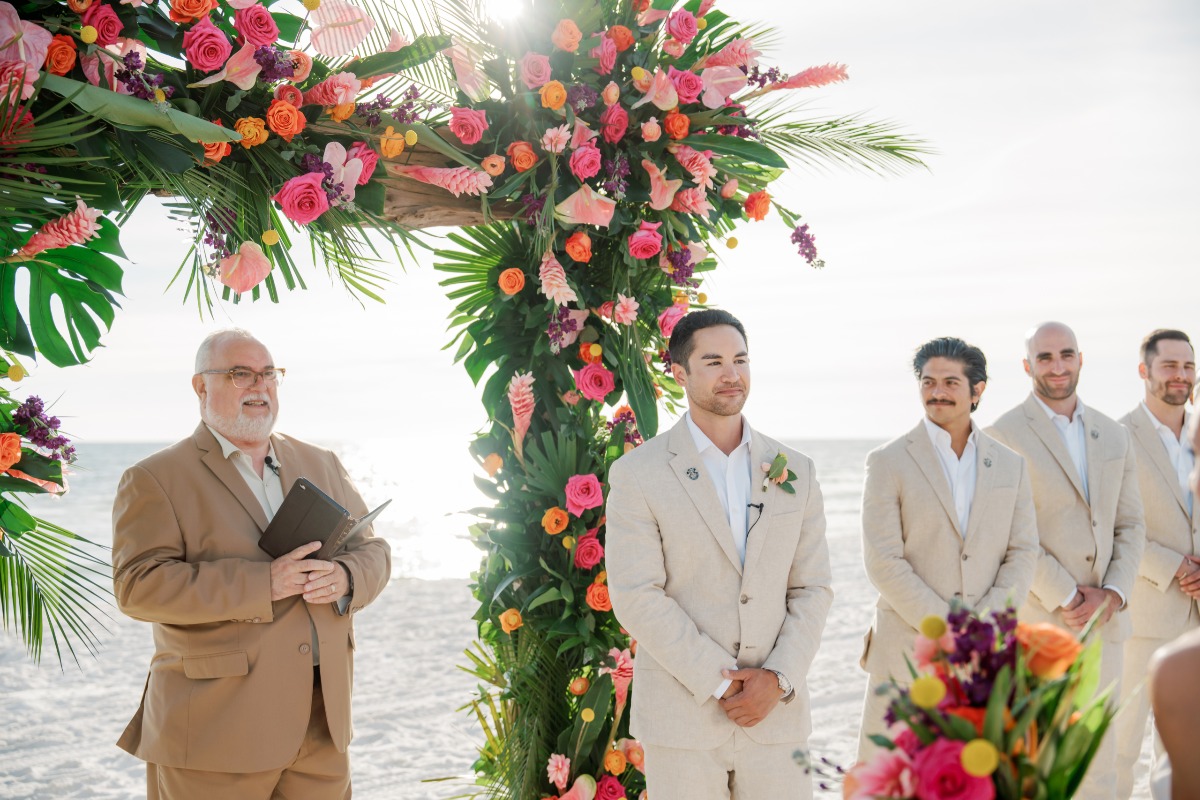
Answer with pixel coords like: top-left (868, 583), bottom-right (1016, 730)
top-left (508, 371), bottom-right (535, 460)
top-left (19, 198), bottom-right (102, 257)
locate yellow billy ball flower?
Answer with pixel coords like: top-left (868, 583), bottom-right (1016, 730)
top-left (580, 708), bottom-right (595, 723)
top-left (631, 66), bottom-right (647, 81)
top-left (562, 535), bottom-right (576, 549)
top-left (697, 293), bottom-right (708, 304)
top-left (696, 17), bottom-right (708, 29)
top-left (302, 0), bottom-right (321, 9)
top-left (404, 130), bottom-right (419, 146)
top-left (961, 739), bottom-right (1000, 777)
top-left (726, 237), bottom-right (738, 249)
top-left (80, 25), bottom-right (98, 44)
top-left (589, 343), bottom-right (602, 359)
top-left (7, 364), bottom-right (24, 381)
top-left (261, 229), bottom-right (281, 246)
top-left (153, 88), bottom-right (166, 103)
top-left (920, 615), bottom-right (948, 640)
top-left (909, 675), bottom-right (947, 709)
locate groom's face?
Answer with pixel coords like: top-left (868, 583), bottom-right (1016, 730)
top-left (673, 325), bottom-right (751, 417)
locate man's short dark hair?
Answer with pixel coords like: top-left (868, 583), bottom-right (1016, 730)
top-left (1140, 329), bottom-right (1192, 366)
top-left (668, 309), bottom-right (748, 372)
top-left (912, 337), bottom-right (988, 412)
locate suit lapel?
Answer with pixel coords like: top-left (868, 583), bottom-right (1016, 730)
top-left (964, 437), bottom-right (998, 541)
top-left (1083, 408), bottom-right (1103, 510)
top-left (905, 422), bottom-right (962, 537)
top-left (1023, 395), bottom-right (1088, 506)
top-left (667, 421), bottom-right (742, 575)
top-left (271, 434), bottom-right (300, 495)
top-left (741, 430), bottom-right (777, 573)
top-left (1130, 408), bottom-right (1190, 516)
top-left (193, 423), bottom-right (270, 532)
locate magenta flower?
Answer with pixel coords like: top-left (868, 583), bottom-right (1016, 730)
top-left (564, 473), bottom-right (604, 517)
top-left (449, 106), bottom-right (488, 145)
top-left (569, 140), bottom-right (602, 181)
top-left (913, 739), bottom-right (995, 800)
top-left (574, 363), bottom-right (615, 402)
top-left (627, 220), bottom-right (663, 259)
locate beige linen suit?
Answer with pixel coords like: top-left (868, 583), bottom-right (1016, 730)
top-left (1113, 407), bottom-right (1198, 799)
top-left (858, 422), bottom-right (1038, 754)
top-left (606, 418), bottom-right (833, 799)
top-left (112, 424), bottom-right (390, 781)
top-left (988, 395), bottom-right (1145, 800)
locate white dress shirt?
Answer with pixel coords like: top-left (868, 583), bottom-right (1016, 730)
top-left (923, 417), bottom-right (978, 536)
top-left (1141, 403), bottom-right (1195, 517)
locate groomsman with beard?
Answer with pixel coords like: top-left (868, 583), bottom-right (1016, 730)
top-left (988, 321), bottom-right (1145, 800)
top-left (858, 337), bottom-right (1038, 757)
top-left (1115, 329), bottom-right (1197, 800)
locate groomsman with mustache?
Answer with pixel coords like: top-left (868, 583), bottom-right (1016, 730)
top-left (858, 337), bottom-right (1038, 757)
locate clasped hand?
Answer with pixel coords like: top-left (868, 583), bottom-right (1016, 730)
top-left (1062, 585), bottom-right (1120, 630)
top-left (270, 541), bottom-right (348, 603)
top-left (718, 668), bottom-right (783, 728)
top-left (1177, 555), bottom-right (1200, 599)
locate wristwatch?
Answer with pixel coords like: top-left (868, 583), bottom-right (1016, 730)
top-left (768, 669), bottom-right (795, 704)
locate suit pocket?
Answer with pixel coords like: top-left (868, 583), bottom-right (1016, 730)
top-left (182, 650), bottom-right (248, 679)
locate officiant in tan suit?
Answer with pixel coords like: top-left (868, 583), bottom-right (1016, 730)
top-left (1114, 329), bottom-right (1197, 800)
top-left (988, 321), bottom-right (1145, 800)
top-left (112, 329), bottom-right (391, 799)
top-left (858, 337), bottom-right (1038, 757)
top-left (607, 309), bottom-right (833, 800)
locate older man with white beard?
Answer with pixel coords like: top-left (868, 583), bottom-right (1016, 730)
top-left (111, 328), bottom-right (390, 800)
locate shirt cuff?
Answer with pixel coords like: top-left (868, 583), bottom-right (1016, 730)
top-left (1060, 588), bottom-right (1078, 610)
top-left (1102, 584), bottom-right (1127, 609)
top-left (712, 678), bottom-right (732, 700)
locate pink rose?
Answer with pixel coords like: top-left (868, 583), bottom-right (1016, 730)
top-left (596, 774), bottom-right (625, 800)
top-left (449, 106), bottom-right (488, 145)
top-left (182, 17), bottom-right (231, 74)
top-left (913, 739), bottom-right (994, 800)
top-left (569, 140), bottom-right (602, 181)
top-left (597, 301), bottom-right (614, 319)
top-left (591, 34), bottom-right (616, 75)
top-left (599, 103), bottom-right (628, 144)
top-left (627, 219), bottom-right (662, 259)
top-left (574, 530), bottom-right (604, 569)
top-left (565, 474), bottom-right (604, 517)
top-left (668, 66), bottom-right (704, 105)
top-left (666, 10), bottom-right (698, 43)
top-left (641, 116), bottom-right (661, 142)
top-left (601, 81), bottom-right (619, 106)
top-left (892, 724), bottom-right (922, 757)
top-left (271, 172), bottom-right (330, 225)
top-left (658, 303), bottom-right (687, 339)
top-left (347, 142), bottom-right (379, 185)
top-left (574, 363), bottom-right (615, 402)
top-left (719, 178), bottom-right (738, 199)
top-left (518, 51), bottom-right (552, 89)
top-left (234, 3), bottom-right (279, 47)
top-left (82, 4), bottom-right (122, 47)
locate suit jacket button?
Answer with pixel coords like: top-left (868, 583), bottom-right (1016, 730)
top-left (954, 592), bottom-right (962, 598)
top-left (740, 594), bottom-right (749, 604)
top-left (733, 642), bottom-right (740, 652)
top-left (299, 643), bottom-right (311, 655)
top-left (961, 554), bottom-right (969, 561)
top-left (1085, 555), bottom-right (1094, 562)
top-left (1092, 520), bottom-right (1097, 527)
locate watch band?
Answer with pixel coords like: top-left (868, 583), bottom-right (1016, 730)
top-left (768, 669), bottom-right (795, 704)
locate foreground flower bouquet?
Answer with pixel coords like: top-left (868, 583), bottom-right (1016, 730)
top-left (840, 606), bottom-right (1116, 800)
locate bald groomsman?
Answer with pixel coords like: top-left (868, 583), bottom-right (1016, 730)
top-left (988, 321), bottom-right (1145, 800)
top-left (1115, 329), bottom-right (1196, 799)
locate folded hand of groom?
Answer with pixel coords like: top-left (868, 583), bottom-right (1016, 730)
top-left (718, 668), bottom-right (784, 727)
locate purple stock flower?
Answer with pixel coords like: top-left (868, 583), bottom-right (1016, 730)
top-left (791, 223), bottom-right (821, 265)
top-left (253, 46), bottom-right (296, 83)
top-left (12, 396), bottom-right (76, 462)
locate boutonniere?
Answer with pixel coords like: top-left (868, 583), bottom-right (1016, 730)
top-left (761, 452), bottom-right (798, 494)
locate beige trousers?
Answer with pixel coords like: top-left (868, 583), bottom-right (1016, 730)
top-left (858, 671), bottom-right (907, 764)
top-left (1115, 636), bottom-right (1170, 800)
top-left (644, 727), bottom-right (811, 800)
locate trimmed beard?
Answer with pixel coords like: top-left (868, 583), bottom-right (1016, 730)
top-left (203, 393), bottom-right (276, 443)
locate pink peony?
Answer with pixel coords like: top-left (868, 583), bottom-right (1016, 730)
top-left (590, 34), bottom-right (615, 75)
top-left (18, 198), bottom-right (102, 257)
top-left (347, 142), bottom-right (379, 185)
top-left (233, 3), bottom-right (279, 47)
top-left (182, 17), bottom-right (231, 74)
top-left (555, 185), bottom-right (616, 228)
top-left (508, 372), bottom-right (535, 456)
top-left (599, 647), bottom-right (634, 712)
top-left (574, 530), bottom-right (604, 569)
top-left (219, 241), bottom-right (271, 294)
top-left (546, 753), bottom-right (570, 793)
top-left (670, 187), bottom-right (714, 217)
top-left (658, 303), bottom-right (687, 339)
top-left (599, 103), bottom-right (627, 145)
top-left (913, 739), bottom-right (995, 800)
top-left (302, 70), bottom-right (361, 106)
top-left (541, 123), bottom-right (571, 154)
top-left (627, 219), bottom-right (663, 259)
top-left (596, 774), bottom-right (625, 800)
top-left (666, 9), bottom-right (698, 43)
top-left (81, 4), bottom-right (122, 47)
top-left (565, 473), bottom-right (604, 517)
top-left (668, 66), bottom-right (704, 105)
top-left (518, 51), bottom-right (552, 89)
top-left (449, 106), bottom-right (488, 145)
top-left (641, 117), bottom-right (661, 142)
top-left (847, 749), bottom-right (917, 800)
top-left (538, 252), bottom-right (577, 306)
top-left (569, 140), bottom-right (602, 181)
top-left (614, 293), bottom-right (639, 325)
top-left (574, 363), bottom-right (615, 402)
top-left (271, 172), bottom-right (330, 224)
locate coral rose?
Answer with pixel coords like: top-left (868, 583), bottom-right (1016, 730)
top-left (201, 136), bottom-right (231, 166)
top-left (599, 104), bottom-right (628, 144)
top-left (663, 109), bottom-right (690, 140)
top-left (603, 749), bottom-right (626, 775)
top-left (182, 17), bottom-right (232, 73)
top-left (565, 474), bottom-right (604, 517)
top-left (168, 0), bottom-right (217, 24)
top-left (586, 583), bottom-right (612, 612)
top-left (499, 608), bottom-right (522, 634)
top-left (658, 303), bottom-right (687, 339)
top-left (607, 25), bottom-right (634, 52)
top-left (265, 99), bottom-right (305, 142)
top-left (539, 80), bottom-right (567, 111)
top-left (518, 51), bottom-right (552, 89)
top-left (542, 506), bottom-right (569, 535)
top-left (234, 116), bottom-right (268, 148)
top-left (45, 35), bottom-right (77, 77)
top-left (82, 3), bottom-right (123, 46)
top-left (574, 363), bottom-right (616, 402)
top-left (506, 140), bottom-right (538, 172)
top-left (271, 172), bottom-right (330, 224)
top-left (1015, 622), bottom-right (1083, 679)
top-left (481, 154), bottom-right (505, 176)
top-left (627, 220), bottom-right (663, 259)
top-left (0, 432), bottom-right (23, 472)
top-left (449, 106), bottom-right (488, 145)
top-left (551, 19), bottom-right (582, 52)
top-left (287, 50), bottom-right (312, 82)
top-left (564, 230), bottom-right (592, 263)
top-left (744, 190), bottom-right (771, 221)
top-left (498, 267), bottom-right (525, 295)
top-left (574, 531), bottom-right (604, 570)
top-left (569, 140), bottom-right (601, 182)
top-left (347, 142), bottom-right (378, 185)
top-left (482, 453), bottom-right (503, 477)
top-left (234, 3), bottom-right (279, 47)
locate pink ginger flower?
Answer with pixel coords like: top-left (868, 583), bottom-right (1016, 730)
top-left (766, 63), bottom-right (849, 91)
top-left (599, 647), bottom-right (634, 712)
top-left (19, 198), bottom-right (102, 257)
top-left (538, 252), bottom-right (577, 306)
top-left (671, 145), bottom-right (718, 189)
top-left (302, 70), bottom-right (361, 106)
top-left (541, 123), bottom-right (571, 154)
top-left (697, 37), bottom-right (761, 70)
top-left (614, 293), bottom-right (639, 325)
top-left (308, 0), bottom-right (374, 58)
top-left (670, 187), bottom-right (714, 216)
top-left (389, 164), bottom-right (493, 198)
top-left (547, 753), bottom-right (571, 793)
top-left (847, 749), bottom-right (917, 800)
top-left (508, 372), bottom-right (535, 459)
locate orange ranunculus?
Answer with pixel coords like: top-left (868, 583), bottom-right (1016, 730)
top-left (380, 126), bottom-right (405, 158)
top-left (266, 99), bottom-right (306, 142)
top-left (542, 506), bottom-right (569, 535)
top-left (327, 102), bottom-right (355, 123)
top-left (607, 25), bottom-right (634, 52)
top-left (568, 676), bottom-right (590, 695)
top-left (498, 267), bottom-right (525, 295)
top-left (481, 154), bottom-right (505, 176)
top-left (169, 0), bottom-right (218, 24)
top-left (482, 453), bottom-right (503, 477)
top-left (603, 749), bottom-right (627, 775)
top-left (499, 608), bottom-right (523, 633)
top-left (66, 0), bottom-right (92, 12)
top-left (234, 117), bottom-right (268, 148)
top-left (44, 35), bottom-right (77, 76)
top-left (288, 50), bottom-right (313, 83)
top-left (578, 342), bottom-right (601, 365)
top-left (506, 140), bottom-right (538, 172)
top-left (539, 80), bottom-right (567, 111)
top-left (551, 19), bottom-right (582, 52)
top-left (585, 583), bottom-right (612, 612)
top-left (744, 190), bottom-right (771, 221)
top-left (663, 109), bottom-right (690, 140)
top-left (564, 231), bottom-right (592, 263)
top-left (0, 432), bottom-right (23, 472)
top-left (1015, 622), bottom-right (1083, 679)
top-left (274, 84), bottom-right (304, 108)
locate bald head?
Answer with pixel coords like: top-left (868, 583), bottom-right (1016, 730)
top-left (1024, 322), bottom-right (1078, 360)
top-left (1023, 321), bottom-right (1083, 404)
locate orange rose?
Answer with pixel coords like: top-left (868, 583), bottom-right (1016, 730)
top-left (380, 125), bottom-right (405, 158)
top-left (201, 139), bottom-right (232, 166)
top-left (482, 453), bottom-right (503, 477)
top-left (169, 0), bottom-right (218, 24)
top-left (0, 432), bottom-right (23, 472)
top-left (498, 267), bottom-right (525, 295)
top-left (499, 608), bottom-right (523, 633)
top-left (564, 231), bottom-right (591, 263)
top-left (542, 506), bottom-right (569, 535)
top-left (568, 676), bottom-right (590, 695)
top-left (266, 99), bottom-right (306, 142)
top-left (539, 80), bottom-right (567, 111)
top-left (579, 342), bottom-right (601, 365)
top-left (44, 35), bottom-right (77, 77)
top-left (603, 749), bottom-right (627, 775)
top-left (481, 154), bottom-right (505, 176)
top-left (663, 110), bottom-right (690, 140)
top-left (327, 102), bottom-right (355, 123)
top-left (506, 140), bottom-right (538, 172)
top-left (288, 50), bottom-right (313, 83)
top-left (551, 19), bottom-right (582, 52)
top-left (585, 583), bottom-right (612, 612)
top-left (607, 25), bottom-right (634, 52)
top-left (234, 117), bottom-right (268, 148)
top-left (947, 706), bottom-right (987, 737)
top-left (743, 190), bottom-right (771, 221)
top-left (66, 0), bottom-right (92, 12)
top-left (1015, 622), bottom-right (1083, 679)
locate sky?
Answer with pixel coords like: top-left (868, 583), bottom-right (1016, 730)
top-left (22, 0), bottom-right (1199, 449)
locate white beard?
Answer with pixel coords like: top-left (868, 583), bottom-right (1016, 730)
top-left (203, 393), bottom-right (276, 442)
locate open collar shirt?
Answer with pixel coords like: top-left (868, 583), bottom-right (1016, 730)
top-left (1140, 403), bottom-right (1195, 517)
top-left (923, 416), bottom-right (979, 536)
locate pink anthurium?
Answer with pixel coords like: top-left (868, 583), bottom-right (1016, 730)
top-left (630, 67), bottom-right (678, 111)
top-left (700, 65), bottom-right (748, 109)
top-left (0, 2), bottom-right (51, 66)
top-left (309, 0), bottom-right (375, 58)
top-left (219, 241), bottom-right (272, 294)
top-left (641, 159), bottom-right (682, 211)
top-left (554, 185), bottom-right (617, 228)
top-left (323, 142), bottom-right (363, 203)
top-left (187, 42), bottom-right (262, 90)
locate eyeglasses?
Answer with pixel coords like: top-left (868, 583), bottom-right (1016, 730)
top-left (197, 368), bottom-right (286, 388)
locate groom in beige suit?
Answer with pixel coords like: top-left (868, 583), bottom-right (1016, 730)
top-left (607, 309), bottom-right (833, 800)
top-left (1114, 329), bottom-right (1196, 799)
top-left (988, 321), bottom-right (1145, 800)
top-left (858, 337), bottom-right (1038, 756)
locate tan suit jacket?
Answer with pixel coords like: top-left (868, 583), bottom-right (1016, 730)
top-left (988, 395), bottom-right (1145, 641)
top-left (112, 424), bottom-right (391, 773)
top-left (606, 418), bottom-right (833, 750)
top-left (860, 422), bottom-right (1038, 678)
top-left (1120, 406), bottom-right (1198, 640)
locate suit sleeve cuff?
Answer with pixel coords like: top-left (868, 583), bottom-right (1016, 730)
top-left (1102, 584), bottom-right (1127, 609)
